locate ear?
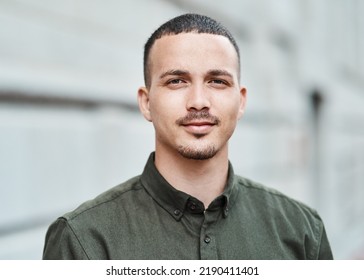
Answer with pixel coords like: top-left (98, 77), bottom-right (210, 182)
top-left (238, 86), bottom-right (247, 119)
top-left (137, 86), bottom-right (152, 122)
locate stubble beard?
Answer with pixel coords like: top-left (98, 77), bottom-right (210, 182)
top-left (177, 144), bottom-right (217, 160)
top-left (175, 110), bottom-right (220, 160)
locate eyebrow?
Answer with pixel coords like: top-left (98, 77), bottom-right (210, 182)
top-left (159, 69), bottom-right (190, 79)
top-left (158, 69), bottom-right (235, 80)
top-left (207, 69), bottom-right (234, 79)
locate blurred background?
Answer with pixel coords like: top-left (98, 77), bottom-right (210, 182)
top-left (0, 0), bottom-right (363, 259)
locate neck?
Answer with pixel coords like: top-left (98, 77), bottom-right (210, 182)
top-left (154, 147), bottom-right (229, 208)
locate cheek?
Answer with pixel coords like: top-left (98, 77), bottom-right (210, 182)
top-left (149, 99), bottom-right (179, 127)
top-left (150, 94), bottom-right (184, 116)
top-left (217, 98), bottom-right (241, 120)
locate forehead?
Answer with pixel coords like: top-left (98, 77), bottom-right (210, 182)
top-left (148, 33), bottom-right (239, 77)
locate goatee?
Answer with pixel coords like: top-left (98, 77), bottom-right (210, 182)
top-left (177, 145), bottom-right (217, 160)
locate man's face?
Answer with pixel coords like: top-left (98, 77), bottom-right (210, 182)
top-left (138, 33), bottom-right (246, 160)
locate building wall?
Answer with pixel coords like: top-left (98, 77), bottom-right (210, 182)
top-left (0, 0), bottom-right (363, 259)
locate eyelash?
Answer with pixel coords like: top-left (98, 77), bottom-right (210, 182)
top-left (210, 79), bottom-right (228, 85)
top-left (167, 79), bottom-right (185, 84)
top-left (167, 79), bottom-right (228, 84)
top-left (164, 78), bottom-right (230, 88)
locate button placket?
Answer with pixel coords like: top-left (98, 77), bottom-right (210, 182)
top-left (199, 210), bottom-right (219, 259)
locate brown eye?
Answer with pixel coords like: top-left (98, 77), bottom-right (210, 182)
top-left (208, 79), bottom-right (230, 89)
top-left (210, 79), bottom-right (227, 85)
top-left (168, 79), bottom-right (184, 84)
top-left (165, 78), bottom-right (188, 89)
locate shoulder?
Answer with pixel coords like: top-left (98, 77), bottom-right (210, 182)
top-left (43, 176), bottom-right (145, 259)
top-left (232, 175), bottom-right (333, 259)
top-left (234, 175), bottom-right (322, 222)
top-left (62, 175), bottom-right (143, 222)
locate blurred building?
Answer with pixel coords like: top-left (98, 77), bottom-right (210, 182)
top-left (0, 0), bottom-right (363, 259)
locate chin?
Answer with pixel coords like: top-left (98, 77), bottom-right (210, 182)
top-left (177, 145), bottom-right (217, 160)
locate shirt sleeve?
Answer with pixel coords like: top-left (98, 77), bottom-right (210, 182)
top-left (318, 225), bottom-right (334, 260)
top-left (42, 218), bottom-right (89, 260)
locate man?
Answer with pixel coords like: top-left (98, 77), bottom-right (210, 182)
top-left (43, 14), bottom-right (333, 259)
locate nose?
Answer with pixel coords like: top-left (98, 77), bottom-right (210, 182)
top-left (186, 84), bottom-right (211, 111)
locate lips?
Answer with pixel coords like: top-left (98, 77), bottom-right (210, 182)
top-left (182, 121), bottom-right (216, 134)
top-left (183, 121), bottom-right (215, 126)
top-left (176, 111), bottom-right (221, 135)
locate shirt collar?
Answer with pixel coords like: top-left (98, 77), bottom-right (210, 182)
top-left (140, 152), bottom-right (238, 221)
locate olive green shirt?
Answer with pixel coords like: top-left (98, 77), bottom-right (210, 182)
top-left (43, 153), bottom-right (333, 259)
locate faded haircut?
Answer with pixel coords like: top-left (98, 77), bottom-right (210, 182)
top-left (143, 13), bottom-right (240, 88)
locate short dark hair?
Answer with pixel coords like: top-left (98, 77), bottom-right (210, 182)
top-left (143, 13), bottom-right (240, 88)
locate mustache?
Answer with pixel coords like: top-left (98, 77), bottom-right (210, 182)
top-left (176, 111), bottom-right (221, 126)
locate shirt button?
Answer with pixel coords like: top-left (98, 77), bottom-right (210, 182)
top-left (174, 209), bottom-right (181, 216)
top-left (204, 236), bottom-right (211, 244)
top-left (224, 207), bottom-right (229, 217)
top-left (190, 203), bottom-right (196, 210)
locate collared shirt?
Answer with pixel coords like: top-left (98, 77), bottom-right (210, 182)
top-left (43, 153), bottom-right (333, 259)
